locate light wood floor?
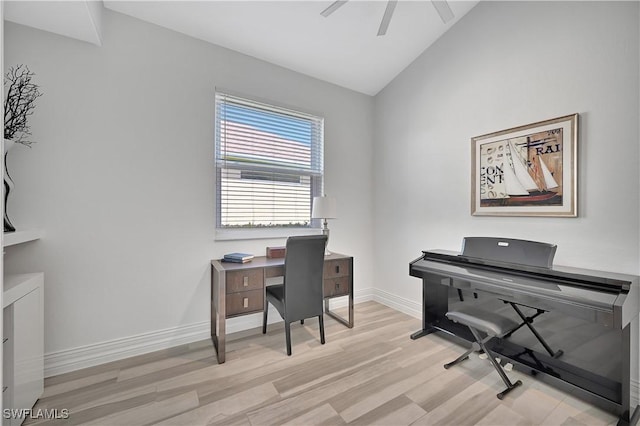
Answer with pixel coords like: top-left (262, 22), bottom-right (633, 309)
top-left (27, 302), bottom-right (617, 425)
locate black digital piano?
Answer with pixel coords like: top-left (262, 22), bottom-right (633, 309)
top-left (409, 237), bottom-right (640, 425)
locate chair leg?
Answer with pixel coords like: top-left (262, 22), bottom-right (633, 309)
top-left (285, 321), bottom-right (292, 356)
top-left (319, 315), bottom-right (325, 345)
top-left (262, 302), bottom-right (268, 334)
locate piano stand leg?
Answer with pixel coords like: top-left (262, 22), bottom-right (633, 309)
top-left (410, 328), bottom-right (436, 340)
top-left (620, 404), bottom-right (640, 426)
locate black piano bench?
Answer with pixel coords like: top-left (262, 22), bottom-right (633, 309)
top-left (444, 308), bottom-right (523, 400)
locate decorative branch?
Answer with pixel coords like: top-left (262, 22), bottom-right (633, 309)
top-left (4, 65), bottom-right (43, 147)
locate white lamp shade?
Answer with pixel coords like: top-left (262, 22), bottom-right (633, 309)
top-left (312, 196), bottom-right (337, 219)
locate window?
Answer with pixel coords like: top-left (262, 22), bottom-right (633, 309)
top-left (215, 92), bottom-right (324, 232)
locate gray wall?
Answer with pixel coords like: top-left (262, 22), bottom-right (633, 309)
top-left (3, 9), bottom-right (375, 360)
top-left (373, 1), bottom-right (639, 310)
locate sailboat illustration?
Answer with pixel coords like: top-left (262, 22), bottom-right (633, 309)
top-left (503, 139), bottom-right (558, 202)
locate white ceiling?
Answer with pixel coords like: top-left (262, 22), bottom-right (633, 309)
top-left (4, 0), bottom-right (104, 46)
top-left (4, 0), bottom-right (479, 96)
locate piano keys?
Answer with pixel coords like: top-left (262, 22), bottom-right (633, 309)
top-left (409, 237), bottom-right (640, 425)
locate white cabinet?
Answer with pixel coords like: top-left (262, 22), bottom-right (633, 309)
top-left (3, 273), bottom-right (44, 426)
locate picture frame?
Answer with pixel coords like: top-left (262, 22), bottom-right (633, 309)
top-left (471, 113), bottom-right (578, 217)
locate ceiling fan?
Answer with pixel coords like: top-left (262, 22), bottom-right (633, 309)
top-left (320, 0), bottom-right (454, 36)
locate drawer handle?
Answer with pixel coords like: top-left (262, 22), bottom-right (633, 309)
top-left (243, 276), bottom-right (249, 287)
top-left (243, 297), bottom-right (249, 308)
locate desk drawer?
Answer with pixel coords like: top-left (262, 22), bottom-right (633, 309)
top-left (226, 289), bottom-right (264, 317)
top-left (324, 259), bottom-right (350, 279)
top-left (324, 276), bottom-right (350, 298)
top-left (265, 266), bottom-right (285, 279)
top-left (226, 269), bottom-right (264, 294)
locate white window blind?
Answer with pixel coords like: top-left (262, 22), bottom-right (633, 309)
top-left (215, 92), bottom-right (324, 229)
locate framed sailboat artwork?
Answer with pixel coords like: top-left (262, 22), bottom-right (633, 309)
top-left (471, 114), bottom-right (578, 217)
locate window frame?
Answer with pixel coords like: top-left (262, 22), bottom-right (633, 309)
top-left (214, 90), bottom-right (325, 241)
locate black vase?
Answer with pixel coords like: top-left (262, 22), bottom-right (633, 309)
top-left (4, 139), bottom-right (15, 233)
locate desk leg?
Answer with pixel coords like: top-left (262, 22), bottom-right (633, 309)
top-left (324, 258), bottom-right (354, 328)
top-left (325, 297), bottom-right (353, 328)
top-left (211, 265), bottom-right (226, 363)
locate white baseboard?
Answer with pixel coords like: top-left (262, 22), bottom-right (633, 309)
top-left (44, 288), bottom-right (375, 377)
top-left (44, 321), bottom-right (211, 377)
top-left (369, 287), bottom-right (422, 320)
top-left (43, 286), bottom-right (640, 406)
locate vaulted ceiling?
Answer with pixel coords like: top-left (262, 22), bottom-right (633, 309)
top-left (4, 1), bottom-right (479, 95)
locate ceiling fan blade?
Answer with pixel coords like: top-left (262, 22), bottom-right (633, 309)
top-left (377, 0), bottom-right (398, 36)
top-left (321, 0), bottom-right (349, 17)
top-left (432, 0), bottom-right (454, 24)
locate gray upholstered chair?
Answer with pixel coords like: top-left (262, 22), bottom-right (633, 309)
top-left (262, 234), bottom-right (328, 356)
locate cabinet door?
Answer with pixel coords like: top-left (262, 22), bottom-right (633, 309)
top-left (3, 306), bottom-right (14, 424)
top-left (13, 287), bottom-right (44, 413)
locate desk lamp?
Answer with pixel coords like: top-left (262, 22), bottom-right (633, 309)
top-left (311, 195), bottom-right (337, 255)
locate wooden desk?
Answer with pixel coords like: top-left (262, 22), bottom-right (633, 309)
top-left (211, 253), bottom-right (354, 363)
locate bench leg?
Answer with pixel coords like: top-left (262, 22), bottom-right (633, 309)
top-left (444, 349), bottom-right (472, 369)
top-left (469, 327), bottom-right (522, 399)
top-left (444, 340), bottom-right (483, 369)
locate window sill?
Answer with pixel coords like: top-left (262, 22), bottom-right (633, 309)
top-left (215, 227), bottom-right (322, 241)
